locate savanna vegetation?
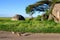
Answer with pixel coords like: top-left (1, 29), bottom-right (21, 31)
top-left (0, 17), bottom-right (60, 33)
top-left (0, 0), bottom-right (60, 33)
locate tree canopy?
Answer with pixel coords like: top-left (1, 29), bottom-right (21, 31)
top-left (25, 0), bottom-right (60, 16)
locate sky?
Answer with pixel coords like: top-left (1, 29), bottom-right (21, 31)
top-left (0, 0), bottom-right (43, 17)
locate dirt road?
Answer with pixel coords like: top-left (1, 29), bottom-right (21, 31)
top-left (0, 31), bottom-right (60, 40)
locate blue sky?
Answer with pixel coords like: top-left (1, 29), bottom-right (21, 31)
top-left (0, 0), bottom-right (42, 17)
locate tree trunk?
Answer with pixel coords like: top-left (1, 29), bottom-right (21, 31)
top-left (48, 3), bottom-right (55, 20)
top-left (29, 12), bottom-right (33, 20)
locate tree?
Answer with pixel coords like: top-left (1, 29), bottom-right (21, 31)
top-left (25, 0), bottom-right (51, 17)
top-left (26, 0), bottom-right (60, 20)
top-left (26, 5), bottom-right (35, 19)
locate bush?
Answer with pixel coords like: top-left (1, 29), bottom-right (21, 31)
top-left (35, 15), bottom-right (41, 21)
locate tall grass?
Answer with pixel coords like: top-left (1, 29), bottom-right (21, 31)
top-left (0, 18), bottom-right (60, 33)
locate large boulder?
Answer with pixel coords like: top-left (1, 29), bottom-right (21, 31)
top-left (51, 3), bottom-right (60, 23)
top-left (11, 14), bottom-right (25, 21)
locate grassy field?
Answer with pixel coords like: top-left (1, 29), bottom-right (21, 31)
top-left (0, 17), bottom-right (60, 33)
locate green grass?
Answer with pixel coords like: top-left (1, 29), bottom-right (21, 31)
top-left (0, 17), bottom-right (60, 33)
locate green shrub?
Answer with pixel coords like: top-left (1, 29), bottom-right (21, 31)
top-left (35, 15), bottom-right (41, 21)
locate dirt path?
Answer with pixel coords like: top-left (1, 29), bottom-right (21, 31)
top-left (0, 31), bottom-right (60, 40)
